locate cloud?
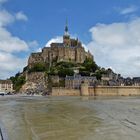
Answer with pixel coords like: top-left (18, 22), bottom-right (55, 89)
top-left (0, 9), bottom-right (31, 53)
top-left (28, 40), bottom-right (39, 48)
top-left (120, 6), bottom-right (138, 15)
top-left (0, 10), bottom-right (28, 27)
top-left (0, 27), bottom-right (29, 53)
top-left (0, 0), bottom-right (7, 4)
top-left (0, 3), bottom-right (38, 79)
top-left (0, 10), bottom-right (14, 26)
top-left (87, 18), bottom-right (140, 77)
top-left (46, 36), bottom-right (63, 47)
top-left (0, 10), bottom-right (28, 53)
top-left (0, 52), bottom-right (27, 79)
top-left (15, 11), bottom-right (28, 21)
top-left (35, 47), bottom-right (42, 52)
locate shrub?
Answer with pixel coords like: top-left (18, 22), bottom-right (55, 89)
top-left (10, 74), bottom-right (26, 91)
top-left (28, 63), bottom-right (46, 73)
top-left (58, 68), bottom-right (74, 77)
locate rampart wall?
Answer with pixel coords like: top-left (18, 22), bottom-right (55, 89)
top-left (88, 86), bottom-right (140, 96)
top-left (52, 86), bottom-right (140, 96)
top-left (52, 87), bottom-right (80, 96)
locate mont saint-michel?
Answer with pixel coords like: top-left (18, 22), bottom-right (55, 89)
top-left (20, 24), bottom-right (96, 94)
top-left (3, 23), bottom-right (139, 97)
top-left (2, 1), bottom-right (140, 140)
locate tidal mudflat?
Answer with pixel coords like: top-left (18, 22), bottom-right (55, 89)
top-left (0, 96), bottom-right (140, 140)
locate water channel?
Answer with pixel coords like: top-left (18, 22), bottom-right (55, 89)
top-left (0, 96), bottom-right (140, 140)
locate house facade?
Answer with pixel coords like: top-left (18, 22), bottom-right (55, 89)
top-left (0, 80), bottom-right (13, 93)
top-left (65, 74), bottom-right (97, 89)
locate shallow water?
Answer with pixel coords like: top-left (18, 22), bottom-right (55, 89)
top-left (0, 96), bottom-right (140, 140)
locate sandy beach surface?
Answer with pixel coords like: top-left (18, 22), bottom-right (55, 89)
top-left (0, 95), bottom-right (140, 140)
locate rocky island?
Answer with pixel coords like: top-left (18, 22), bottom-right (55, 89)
top-left (9, 23), bottom-right (140, 96)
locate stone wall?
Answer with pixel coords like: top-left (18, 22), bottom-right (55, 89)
top-left (52, 87), bottom-right (80, 96)
top-left (51, 86), bottom-right (140, 96)
top-left (26, 72), bottom-right (46, 84)
top-left (89, 86), bottom-right (140, 96)
top-left (28, 53), bottom-right (44, 68)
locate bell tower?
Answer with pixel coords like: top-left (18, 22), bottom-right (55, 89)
top-left (63, 19), bottom-right (70, 47)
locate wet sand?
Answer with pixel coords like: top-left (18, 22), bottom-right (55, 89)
top-left (0, 96), bottom-right (140, 140)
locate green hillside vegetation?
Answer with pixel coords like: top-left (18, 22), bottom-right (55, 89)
top-left (28, 62), bottom-right (47, 73)
top-left (27, 58), bottom-right (106, 79)
top-left (10, 58), bottom-right (108, 91)
top-left (10, 73), bottom-right (26, 91)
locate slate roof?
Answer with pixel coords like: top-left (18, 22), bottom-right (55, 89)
top-left (65, 75), bottom-right (96, 81)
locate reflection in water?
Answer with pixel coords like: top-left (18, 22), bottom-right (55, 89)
top-left (0, 97), bottom-right (101, 140)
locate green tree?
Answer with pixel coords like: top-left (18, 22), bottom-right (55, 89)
top-left (28, 62), bottom-right (46, 73)
top-left (10, 74), bottom-right (26, 91)
top-left (56, 61), bottom-right (76, 68)
top-left (83, 58), bottom-right (98, 72)
top-left (58, 68), bottom-right (74, 77)
top-left (94, 71), bottom-right (102, 80)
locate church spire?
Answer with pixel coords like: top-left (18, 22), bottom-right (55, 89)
top-left (64, 19), bottom-right (69, 36)
top-left (63, 19), bottom-right (70, 47)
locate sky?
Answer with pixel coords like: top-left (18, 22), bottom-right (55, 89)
top-left (1, 0), bottom-right (140, 79)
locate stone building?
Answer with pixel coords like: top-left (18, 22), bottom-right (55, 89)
top-left (101, 68), bottom-right (121, 86)
top-left (0, 80), bottom-right (13, 93)
top-left (133, 77), bottom-right (140, 86)
top-left (65, 74), bottom-right (97, 89)
top-left (28, 23), bottom-right (93, 68)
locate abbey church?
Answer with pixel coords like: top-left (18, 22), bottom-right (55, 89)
top-left (28, 23), bottom-right (93, 68)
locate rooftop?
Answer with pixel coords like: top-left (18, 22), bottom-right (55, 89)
top-left (0, 80), bottom-right (12, 84)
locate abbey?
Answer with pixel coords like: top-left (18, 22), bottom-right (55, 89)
top-left (28, 23), bottom-right (93, 68)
